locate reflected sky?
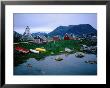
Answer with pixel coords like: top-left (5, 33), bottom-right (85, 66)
top-left (14, 13), bottom-right (97, 34)
top-left (14, 54), bottom-right (97, 75)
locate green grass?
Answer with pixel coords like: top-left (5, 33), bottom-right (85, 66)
top-left (14, 39), bottom-right (96, 66)
top-left (17, 40), bottom-right (81, 51)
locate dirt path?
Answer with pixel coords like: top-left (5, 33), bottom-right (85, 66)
top-left (14, 42), bottom-right (29, 44)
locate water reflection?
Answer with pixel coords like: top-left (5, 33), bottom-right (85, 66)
top-left (14, 54), bottom-right (97, 75)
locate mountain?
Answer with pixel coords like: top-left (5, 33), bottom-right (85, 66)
top-left (14, 31), bottom-right (47, 42)
top-left (32, 32), bottom-right (48, 38)
top-left (14, 24), bottom-right (97, 42)
top-left (14, 31), bottom-right (22, 42)
top-left (48, 24), bottom-right (97, 37)
top-left (48, 26), bottom-right (69, 37)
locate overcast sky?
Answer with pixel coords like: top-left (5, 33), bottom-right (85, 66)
top-left (14, 13), bottom-right (97, 34)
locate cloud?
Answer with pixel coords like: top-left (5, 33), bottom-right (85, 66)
top-left (14, 13), bottom-right (97, 34)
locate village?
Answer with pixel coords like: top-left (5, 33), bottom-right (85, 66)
top-left (13, 13), bottom-right (97, 75)
top-left (14, 26), bottom-right (97, 66)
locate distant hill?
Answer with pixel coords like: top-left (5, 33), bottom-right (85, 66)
top-left (32, 32), bottom-right (48, 38)
top-left (14, 24), bottom-right (97, 42)
top-left (14, 31), bottom-right (22, 42)
top-left (48, 24), bottom-right (97, 37)
top-left (14, 31), bottom-right (48, 42)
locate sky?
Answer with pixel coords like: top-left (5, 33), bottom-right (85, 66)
top-left (14, 13), bottom-right (97, 34)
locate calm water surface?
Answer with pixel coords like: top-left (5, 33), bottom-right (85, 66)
top-left (14, 54), bottom-right (97, 75)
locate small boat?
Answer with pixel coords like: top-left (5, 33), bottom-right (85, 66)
top-left (15, 47), bottom-right (29, 53)
top-left (30, 49), bottom-right (39, 54)
top-left (35, 48), bottom-right (46, 52)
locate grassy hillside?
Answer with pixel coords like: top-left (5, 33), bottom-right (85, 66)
top-left (14, 39), bottom-right (96, 66)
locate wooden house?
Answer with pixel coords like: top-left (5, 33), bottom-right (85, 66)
top-left (64, 33), bottom-right (70, 40)
top-left (64, 33), bottom-right (78, 40)
top-left (33, 35), bottom-right (47, 44)
top-left (53, 35), bottom-right (60, 41)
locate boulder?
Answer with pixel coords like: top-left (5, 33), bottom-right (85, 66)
top-left (75, 52), bottom-right (85, 58)
top-left (55, 57), bottom-right (63, 61)
top-left (65, 48), bottom-right (72, 52)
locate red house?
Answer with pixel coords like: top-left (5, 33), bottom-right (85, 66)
top-left (53, 35), bottom-right (60, 41)
top-left (64, 33), bottom-right (70, 40)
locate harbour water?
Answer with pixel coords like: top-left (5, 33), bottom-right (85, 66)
top-left (14, 53), bottom-right (97, 75)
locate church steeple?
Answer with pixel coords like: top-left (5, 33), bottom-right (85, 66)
top-left (22, 26), bottom-right (34, 41)
top-left (25, 26), bottom-right (30, 35)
